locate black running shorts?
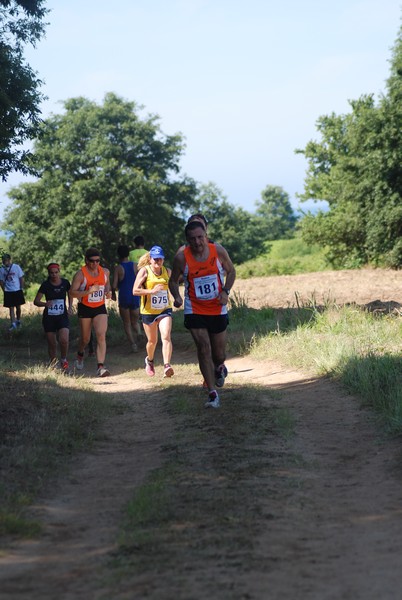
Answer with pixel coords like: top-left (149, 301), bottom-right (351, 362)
top-left (184, 313), bottom-right (228, 334)
top-left (77, 303), bottom-right (107, 318)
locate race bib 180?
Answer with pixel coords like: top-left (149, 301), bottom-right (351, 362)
top-left (88, 286), bottom-right (105, 303)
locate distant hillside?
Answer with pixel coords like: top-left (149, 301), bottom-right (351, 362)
top-left (235, 237), bottom-right (329, 278)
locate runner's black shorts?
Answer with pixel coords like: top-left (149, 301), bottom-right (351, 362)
top-left (141, 308), bottom-right (172, 325)
top-left (42, 314), bottom-right (69, 333)
top-left (77, 303), bottom-right (107, 318)
top-left (184, 313), bottom-right (229, 334)
top-left (4, 290), bottom-right (25, 308)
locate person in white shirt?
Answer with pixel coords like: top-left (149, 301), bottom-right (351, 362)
top-left (0, 253), bottom-right (25, 330)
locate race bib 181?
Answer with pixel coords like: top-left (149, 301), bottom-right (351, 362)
top-left (193, 274), bottom-right (219, 300)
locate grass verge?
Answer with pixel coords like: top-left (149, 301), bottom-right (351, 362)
top-left (247, 303), bottom-right (402, 433)
top-left (0, 363), bottom-right (115, 538)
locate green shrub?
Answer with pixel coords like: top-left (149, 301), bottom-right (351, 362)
top-left (235, 237), bottom-right (329, 278)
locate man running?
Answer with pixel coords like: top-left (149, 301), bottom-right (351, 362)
top-left (70, 247), bottom-right (112, 377)
top-left (111, 245), bottom-right (141, 353)
top-left (0, 253), bottom-right (25, 330)
top-left (129, 235), bottom-right (147, 263)
top-left (169, 221), bottom-right (236, 408)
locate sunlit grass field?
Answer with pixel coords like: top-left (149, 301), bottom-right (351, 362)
top-left (235, 237), bottom-right (329, 278)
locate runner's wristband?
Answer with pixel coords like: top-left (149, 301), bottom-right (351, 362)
top-left (222, 288), bottom-right (231, 295)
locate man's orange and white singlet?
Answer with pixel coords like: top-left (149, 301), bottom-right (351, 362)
top-left (183, 243), bottom-right (227, 315)
top-left (79, 265), bottom-right (107, 308)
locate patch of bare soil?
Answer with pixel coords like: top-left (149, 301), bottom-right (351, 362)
top-left (232, 267), bottom-right (401, 311)
top-left (0, 269), bottom-right (401, 599)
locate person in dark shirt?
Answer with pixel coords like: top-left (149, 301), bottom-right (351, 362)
top-left (111, 245), bottom-right (141, 353)
top-left (34, 262), bottom-right (73, 370)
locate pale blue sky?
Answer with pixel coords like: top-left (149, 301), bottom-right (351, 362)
top-left (1, 0), bottom-right (401, 220)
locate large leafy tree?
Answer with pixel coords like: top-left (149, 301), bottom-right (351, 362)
top-left (0, 0), bottom-right (48, 180)
top-left (255, 185), bottom-right (297, 240)
top-left (297, 22), bottom-right (402, 268)
top-left (3, 93), bottom-right (197, 281)
top-left (188, 182), bottom-right (267, 265)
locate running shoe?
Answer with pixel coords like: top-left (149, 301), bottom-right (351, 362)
top-left (163, 364), bottom-right (174, 378)
top-left (61, 359), bottom-right (69, 372)
top-left (8, 322), bottom-right (17, 331)
top-left (74, 357), bottom-right (84, 370)
top-left (97, 366), bottom-right (110, 377)
top-left (215, 364), bottom-right (228, 388)
top-left (205, 390), bottom-right (220, 409)
top-left (145, 357), bottom-right (155, 377)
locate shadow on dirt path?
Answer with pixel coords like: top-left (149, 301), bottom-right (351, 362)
top-left (1, 351), bottom-right (402, 600)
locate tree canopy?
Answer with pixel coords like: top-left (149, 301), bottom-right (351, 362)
top-left (255, 185), bottom-right (297, 240)
top-left (3, 93), bottom-right (197, 281)
top-left (296, 21), bottom-right (402, 268)
top-left (0, 0), bottom-right (48, 180)
top-left (188, 182), bottom-right (267, 265)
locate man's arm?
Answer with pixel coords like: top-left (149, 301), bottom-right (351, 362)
top-left (217, 246), bottom-right (236, 304)
top-left (218, 246), bottom-right (236, 289)
top-left (70, 270), bottom-right (88, 300)
top-left (111, 265), bottom-right (120, 291)
top-left (104, 268), bottom-right (112, 298)
top-left (111, 265), bottom-right (121, 301)
top-left (168, 252), bottom-right (185, 308)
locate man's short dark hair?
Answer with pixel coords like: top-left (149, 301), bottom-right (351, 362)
top-left (187, 213), bottom-right (208, 227)
top-left (134, 235), bottom-right (145, 247)
top-left (85, 247), bottom-right (101, 259)
top-left (185, 220), bottom-right (206, 238)
top-left (117, 245), bottom-right (129, 260)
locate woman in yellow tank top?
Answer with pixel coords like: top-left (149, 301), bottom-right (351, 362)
top-left (133, 245), bottom-right (174, 379)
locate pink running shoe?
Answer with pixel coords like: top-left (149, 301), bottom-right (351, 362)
top-left (163, 364), bottom-right (174, 378)
top-left (145, 357), bottom-right (155, 377)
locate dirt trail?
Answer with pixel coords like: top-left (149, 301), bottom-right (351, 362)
top-left (0, 268), bottom-right (401, 599)
top-left (1, 357), bottom-right (402, 599)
